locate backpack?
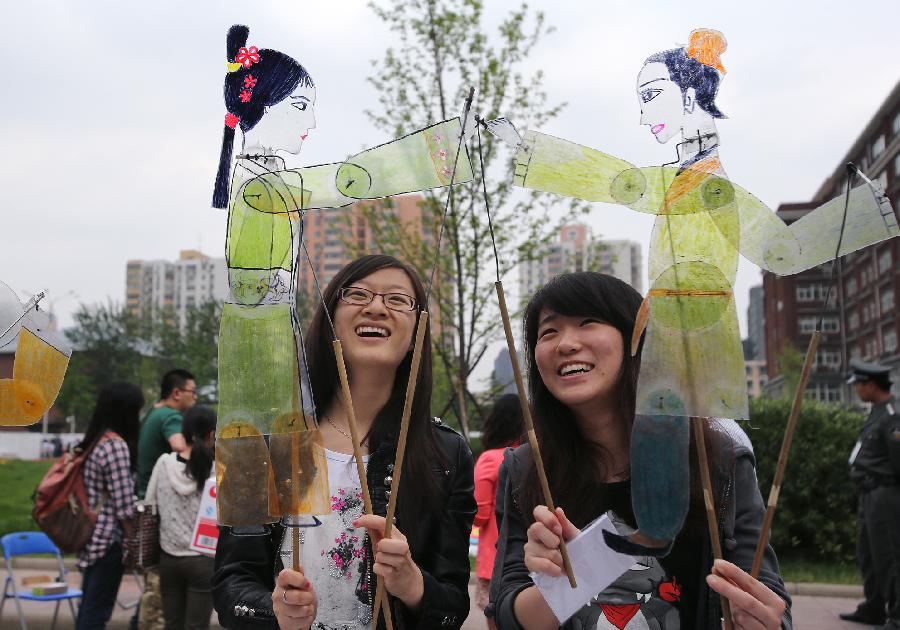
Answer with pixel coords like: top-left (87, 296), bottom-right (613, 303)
top-left (32, 432), bottom-right (119, 553)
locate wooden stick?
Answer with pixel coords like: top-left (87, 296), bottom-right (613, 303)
top-left (332, 340), bottom-right (374, 515)
top-left (291, 431), bottom-right (301, 572)
top-left (751, 331), bottom-right (820, 579)
top-left (693, 417), bottom-right (733, 630)
top-left (372, 311), bottom-right (428, 627)
top-left (333, 340), bottom-right (390, 628)
top-left (495, 281), bottom-right (576, 588)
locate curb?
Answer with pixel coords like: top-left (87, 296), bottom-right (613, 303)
top-left (10, 556), bottom-right (78, 571)
top-left (17, 559), bottom-right (864, 598)
top-left (784, 582), bottom-right (863, 598)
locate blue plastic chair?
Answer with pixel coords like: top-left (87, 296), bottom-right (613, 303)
top-left (1, 532), bottom-right (81, 630)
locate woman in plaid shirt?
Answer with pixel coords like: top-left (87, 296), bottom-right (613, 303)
top-left (75, 382), bottom-right (143, 630)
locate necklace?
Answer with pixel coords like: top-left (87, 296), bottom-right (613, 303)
top-left (322, 415), bottom-right (368, 447)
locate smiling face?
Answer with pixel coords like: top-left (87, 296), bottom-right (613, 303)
top-left (636, 62), bottom-right (685, 144)
top-left (250, 84), bottom-right (317, 154)
top-left (534, 308), bottom-right (625, 412)
top-left (332, 267), bottom-right (417, 373)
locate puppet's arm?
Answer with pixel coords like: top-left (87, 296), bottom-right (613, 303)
top-left (336, 117), bottom-right (474, 199)
top-left (732, 180), bottom-right (898, 275)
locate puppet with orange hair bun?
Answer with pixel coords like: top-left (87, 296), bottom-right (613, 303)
top-left (484, 28), bottom-right (895, 630)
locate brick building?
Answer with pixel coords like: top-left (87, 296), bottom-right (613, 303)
top-left (764, 81), bottom-right (900, 401)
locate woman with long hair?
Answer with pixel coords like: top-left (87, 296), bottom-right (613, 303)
top-left (75, 382), bottom-right (143, 630)
top-left (213, 254), bottom-right (476, 630)
top-left (474, 394), bottom-right (523, 628)
top-left (489, 272), bottom-right (791, 630)
top-left (145, 405), bottom-right (217, 630)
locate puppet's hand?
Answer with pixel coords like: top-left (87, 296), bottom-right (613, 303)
top-left (524, 506), bottom-right (580, 577)
top-left (482, 117), bottom-right (525, 150)
top-left (272, 567), bottom-right (317, 630)
top-left (706, 560), bottom-right (787, 630)
top-left (355, 515), bottom-right (424, 610)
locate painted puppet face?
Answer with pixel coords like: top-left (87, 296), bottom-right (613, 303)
top-left (534, 309), bottom-right (625, 412)
top-left (333, 267), bottom-right (417, 373)
top-left (250, 84), bottom-right (317, 154)
top-left (636, 62), bottom-right (685, 144)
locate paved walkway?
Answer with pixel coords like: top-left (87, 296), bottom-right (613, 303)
top-left (0, 563), bottom-right (871, 629)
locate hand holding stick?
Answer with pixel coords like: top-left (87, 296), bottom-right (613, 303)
top-left (496, 280), bottom-right (577, 588)
top-left (371, 311), bottom-right (428, 626)
top-left (692, 417), bottom-right (734, 630)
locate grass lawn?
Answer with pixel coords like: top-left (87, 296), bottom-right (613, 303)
top-left (0, 459), bottom-right (52, 537)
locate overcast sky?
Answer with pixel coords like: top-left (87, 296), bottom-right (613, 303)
top-left (1, 1), bottom-right (897, 388)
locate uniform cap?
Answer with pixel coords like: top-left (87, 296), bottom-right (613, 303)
top-left (846, 358), bottom-right (892, 385)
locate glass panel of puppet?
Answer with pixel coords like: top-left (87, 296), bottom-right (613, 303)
top-left (0, 286), bottom-right (72, 427)
top-left (489, 28), bottom-right (898, 553)
top-left (212, 25), bottom-right (473, 527)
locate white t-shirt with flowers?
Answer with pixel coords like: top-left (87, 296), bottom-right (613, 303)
top-left (280, 449), bottom-right (371, 630)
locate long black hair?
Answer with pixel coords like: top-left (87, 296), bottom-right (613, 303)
top-left (519, 272), bottom-right (726, 529)
top-left (212, 24), bottom-right (315, 209)
top-left (481, 393), bottom-right (524, 451)
top-left (182, 405), bottom-right (217, 492)
top-left (79, 382), bottom-right (144, 472)
top-left (645, 28), bottom-right (727, 119)
top-left (305, 254), bottom-right (443, 520)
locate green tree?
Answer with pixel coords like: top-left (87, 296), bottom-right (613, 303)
top-left (56, 301), bottom-right (149, 428)
top-left (56, 301), bottom-right (222, 428)
top-left (356, 0), bottom-right (586, 437)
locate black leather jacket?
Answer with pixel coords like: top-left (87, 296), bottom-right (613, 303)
top-left (490, 430), bottom-right (793, 630)
top-left (212, 419), bottom-right (476, 630)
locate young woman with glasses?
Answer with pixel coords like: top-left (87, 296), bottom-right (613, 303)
top-left (213, 254), bottom-right (477, 630)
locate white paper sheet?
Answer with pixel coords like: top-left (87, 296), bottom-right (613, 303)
top-left (531, 513), bottom-right (636, 624)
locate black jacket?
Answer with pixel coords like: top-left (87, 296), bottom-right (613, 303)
top-left (212, 419), bottom-right (477, 629)
top-left (489, 430), bottom-right (793, 630)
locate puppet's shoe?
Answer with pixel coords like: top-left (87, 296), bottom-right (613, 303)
top-left (602, 529), bottom-right (674, 557)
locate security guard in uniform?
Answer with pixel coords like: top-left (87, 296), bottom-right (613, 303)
top-left (840, 359), bottom-right (900, 629)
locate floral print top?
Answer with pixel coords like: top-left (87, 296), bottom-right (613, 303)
top-left (280, 448), bottom-right (371, 630)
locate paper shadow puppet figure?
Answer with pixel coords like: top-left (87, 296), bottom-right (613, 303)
top-left (486, 28), bottom-right (898, 554)
top-left (212, 25), bottom-right (473, 528)
top-left (0, 282), bottom-right (71, 426)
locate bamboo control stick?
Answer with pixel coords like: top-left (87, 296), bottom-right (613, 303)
top-left (751, 331), bottom-right (820, 579)
top-left (371, 311), bottom-right (428, 627)
top-left (693, 418), bottom-right (734, 630)
top-left (333, 340), bottom-right (392, 628)
top-left (495, 280), bottom-right (577, 588)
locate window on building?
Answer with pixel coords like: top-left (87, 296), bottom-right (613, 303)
top-left (896, 153), bottom-right (900, 177)
top-left (845, 277), bottom-right (857, 296)
top-left (879, 249), bottom-right (893, 274)
top-left (799, 317), bottom-right (817, 334)
top-left (815, 349), bottom-right (842, 370)
top-left (822, 317), bottom-right (840, 333)
top-left (882, 288), bottom-right (895, 313)
top-left (878, 170), bottom-right (889, 191)
top-left (872, 134), bottom-right (886, 159)
top-left (894, 110), bottom-right (900, 136)
top-left (885, 329), bottom-right (898, 353)
top-left (796, 283), bottom-right (828, 302)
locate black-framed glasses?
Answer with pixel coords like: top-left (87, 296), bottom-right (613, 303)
top-left (339, 286), bottom-right (417, 312)
top-left (178, 388), bottom-right (197, 397)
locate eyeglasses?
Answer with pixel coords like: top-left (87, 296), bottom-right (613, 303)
top-left (339, 286), bottom-right (417, 312)
top-left (178, 388), bottom-right (197, 397)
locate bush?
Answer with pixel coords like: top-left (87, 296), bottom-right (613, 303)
top-left (745, 397), bottom-right (864, 564)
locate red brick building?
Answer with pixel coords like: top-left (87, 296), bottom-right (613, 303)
top-left (764, 81), bottom-right (900, 401)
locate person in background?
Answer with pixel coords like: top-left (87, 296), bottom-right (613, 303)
top-left (840, 359), bottom-right (900, 630)
top-left (137, 369), bottom-right (197, 498)
top-left (76, 382), bottom-right (143, 630)
top-left (145, 405), bottom-right (217, 630)
top-left (134, 368), bottom-right (197, 630)
top-left (475, 393), bottom-right (524, 630)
